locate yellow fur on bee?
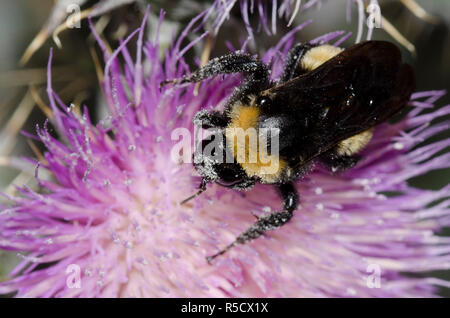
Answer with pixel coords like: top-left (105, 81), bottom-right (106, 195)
top-left (301, 44), bottom-right (343, 71)
top-left (226, 102), bottom-right (286, 183)
top-left (337, 128), bottom-right (374, 156)
top-left (227, 101), bottom-right (260, 130)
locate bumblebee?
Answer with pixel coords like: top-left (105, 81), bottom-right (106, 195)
top-left (162, 41), bottom-right (415, 262)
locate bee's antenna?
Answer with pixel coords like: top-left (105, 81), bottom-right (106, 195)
top-left (179, 188), bottom-right (206, 205)
top-left (180, 179), bottom-right (208, 205)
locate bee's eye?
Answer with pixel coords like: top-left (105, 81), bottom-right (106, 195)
top-left (256, 96), bottom-right (272, 110)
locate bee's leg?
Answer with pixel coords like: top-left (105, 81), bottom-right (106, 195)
top-left (279, 42), bottom-right (315, 82)
top-left (206, 182), bottom-right (298, 263)
top-left (193, 109), bottom-right (229, 129)
top-left (319, 149), bottom-right (361, 172)
top-left (161, 53), bottom-right (270, 99)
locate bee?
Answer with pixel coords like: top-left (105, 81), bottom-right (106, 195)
top-left (162, 40), bottom-right (415, 263)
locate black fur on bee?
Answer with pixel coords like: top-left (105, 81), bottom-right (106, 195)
top-left (162, 41), bottom-right (415, 263)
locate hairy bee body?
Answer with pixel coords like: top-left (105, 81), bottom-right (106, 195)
top-left (224, 43), bottom-right (379, 183)
top-left (163, 40), bottom-right (415, 262)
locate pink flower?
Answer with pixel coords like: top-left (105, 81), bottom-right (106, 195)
top-left (1, 8), bottom-right (449, 297)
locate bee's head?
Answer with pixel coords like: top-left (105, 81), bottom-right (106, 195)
top-left (193, 132), bottom-right (249, 188)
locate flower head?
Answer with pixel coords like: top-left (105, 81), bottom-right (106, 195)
top-left (1, 8), bottom-right (450, 297)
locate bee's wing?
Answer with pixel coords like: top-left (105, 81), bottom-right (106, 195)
top-left (264, 40), bottom-right (415, 164)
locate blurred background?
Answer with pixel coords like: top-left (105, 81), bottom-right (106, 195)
top-left (0, 0), bottom-right (449, 296)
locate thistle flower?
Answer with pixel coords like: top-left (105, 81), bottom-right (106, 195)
top-left (1, 8), bottom-right (450, 297)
